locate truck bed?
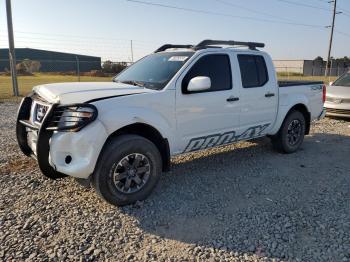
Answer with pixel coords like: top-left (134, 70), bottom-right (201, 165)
top-left (278, 80), bottom-right (323, 87)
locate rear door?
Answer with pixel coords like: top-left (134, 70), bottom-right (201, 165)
top-left (175, 53), bottom-right (240, 153)
top-left (237, 53), bottom-right (278, 133)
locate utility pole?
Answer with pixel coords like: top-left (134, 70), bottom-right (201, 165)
top-left (325, 0), bottom-right (337, 77)
top-left (6, 0), bottom-right (19, 96)
top-left (130, 40), bottom-right (134, 63)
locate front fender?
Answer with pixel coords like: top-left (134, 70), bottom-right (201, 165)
top-left (50, 119), bottom-right (108, 178)
top-left (97, 106), bottom-right (175, 148)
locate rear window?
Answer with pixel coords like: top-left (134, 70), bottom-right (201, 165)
top-left (238, 55), bottom-right (268, 88)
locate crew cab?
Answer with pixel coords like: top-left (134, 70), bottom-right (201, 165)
top-left (16, 40), bottom-right (326, 206)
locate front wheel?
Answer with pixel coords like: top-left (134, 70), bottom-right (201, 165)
top-left (92, 135), bottom-right (162, 206)
top-left (271, 110), bottom-right (306, 154)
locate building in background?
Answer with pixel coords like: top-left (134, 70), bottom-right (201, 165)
top-left (0, 48), bottom-right (101, 72)
top-left (273, 59), bottom-right (349, 76)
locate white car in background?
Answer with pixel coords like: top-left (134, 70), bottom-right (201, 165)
top-left (16, 40), bottom-right (326, 206)
top-left (325, 71), bottom-right (350, 118)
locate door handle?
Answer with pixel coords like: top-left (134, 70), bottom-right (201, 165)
top-left (265, 92), bottom-right (275, 98)
top-left (227, 96), bottom-right (239, 102)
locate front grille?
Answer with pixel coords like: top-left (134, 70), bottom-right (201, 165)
top-left (34, 103), bottom-right (49, 123)
top-left (29, 95), bottom-right (51, 125)
top-left (326, 108), bottom-right (350, 115)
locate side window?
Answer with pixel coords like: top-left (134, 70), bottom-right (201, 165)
top-left (182, 54), bottom-right (232, 93)
top-left (238, 55), bottom-right (268, 88)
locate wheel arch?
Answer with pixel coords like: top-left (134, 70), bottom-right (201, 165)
top-left (101, 123), bottom-right (171, 172)
top-left (287, 103), bottom-right (311, 135)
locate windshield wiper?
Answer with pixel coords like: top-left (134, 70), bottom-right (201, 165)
top-left (116, 80), bottom-right (145, 87)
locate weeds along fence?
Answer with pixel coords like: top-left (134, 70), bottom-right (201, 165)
top-left (0, 58), bottom-right (132, 77)
top-left (275, 66), bottom-right (345, 82)
top-left (0, 59), bottom-right (132, 100)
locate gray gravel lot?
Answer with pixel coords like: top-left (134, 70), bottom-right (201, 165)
top-left (1, 101), bottom-right (350, 262)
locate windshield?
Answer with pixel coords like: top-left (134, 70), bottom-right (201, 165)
top-left (114, 52), bottom-right (194, 90)
top-left (333, 72), bottom-right (350, 87)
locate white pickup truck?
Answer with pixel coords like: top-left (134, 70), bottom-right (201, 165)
top-left (16, 40), bottom-right (326, 206)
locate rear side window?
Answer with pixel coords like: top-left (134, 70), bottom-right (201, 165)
top-left (182, 54), bottom-right (232, 93)
top-left (238, 55), bottom-right (268, 88)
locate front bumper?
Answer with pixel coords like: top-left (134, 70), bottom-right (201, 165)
top-left (16, 96), bottom-right (67, 179)
top-left (16, 96), bottom-right (108, 179)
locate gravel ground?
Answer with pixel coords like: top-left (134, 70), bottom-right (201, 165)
top-left (1, 101), bottom-right (350, 262)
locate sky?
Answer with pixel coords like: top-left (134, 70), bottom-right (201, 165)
top-left (0, 0), bottom-right (349, 62)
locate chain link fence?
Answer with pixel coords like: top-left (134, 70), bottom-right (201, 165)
top-left (0, 59), bottom-right (133, 100)
top-left (0, 62), bottom-right (342, 101)
top-left (275, 66), bottom-right (347, 78)
top-left (275, 66), bottom-right (342, 84)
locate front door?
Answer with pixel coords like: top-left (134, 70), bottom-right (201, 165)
top-left (175, 53), bottom-right (240, 154)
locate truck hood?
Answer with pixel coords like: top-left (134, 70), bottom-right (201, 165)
top-left (327, 85), bottom-right (350, 99)
top-left (33, 82), bottom-right (153, 104)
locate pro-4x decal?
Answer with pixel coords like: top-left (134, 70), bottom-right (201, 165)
top-left (183, 123), bottom-right (270, 153)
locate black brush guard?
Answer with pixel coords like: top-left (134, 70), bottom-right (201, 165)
top-left (16, 96), bottom-right (67, 179)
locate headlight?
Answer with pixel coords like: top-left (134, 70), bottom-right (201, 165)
top-left (47, 104), bottom-right (98, 132)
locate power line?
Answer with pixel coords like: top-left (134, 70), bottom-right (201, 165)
top-left (338, 5), bottom-right (350, 13)
top-left (339, 12), bottom-right (350, 18)
top-left (213, 0), bottom-right (298, 23)
top-left (0, 29), bottom-right (162, 44)
top-left (274, 0), bottom-right (350, 18)
top-left (313, 0), bottom-right (333, 4)
top-left (2, 0), bottom-right (347, 62)
top-left (126, 0), bottom-right (325, 28)
top-left (0, 34), bottom-right (157, 49)
top-left (274, 0), bottom-right (332, 11)
top-left (335, 30), bottom-right (350, 38)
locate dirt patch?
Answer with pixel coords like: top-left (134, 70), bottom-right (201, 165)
top-left (1, 156), bottom-right (38, 175)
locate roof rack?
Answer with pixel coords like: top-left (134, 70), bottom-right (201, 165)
top-left (154, 39), bottom-right (265, 53)
top-left (196, 40), bottom-right (265, 50)
top-left (154, 44), bottom-right (194, 53)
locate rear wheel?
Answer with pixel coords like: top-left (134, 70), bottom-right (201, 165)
top-left (271, 110), bottom-right (306, 154)
top-left (92, 135), bottom-right (162, 206)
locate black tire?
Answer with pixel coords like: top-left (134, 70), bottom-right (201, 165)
top-left (92, 135), bottom-right (162, 206)
top-left (271, 110), bottom-right (306, 154)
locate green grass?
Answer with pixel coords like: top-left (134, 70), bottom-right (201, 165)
top-left (0, 73), bottom-right (338, 101)
top-left (277, 72), bottom-right (303, 77)
top-left (277, 74), bottom-right (337, 83)
top-left (0, 73), bottom-right (112, 100)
